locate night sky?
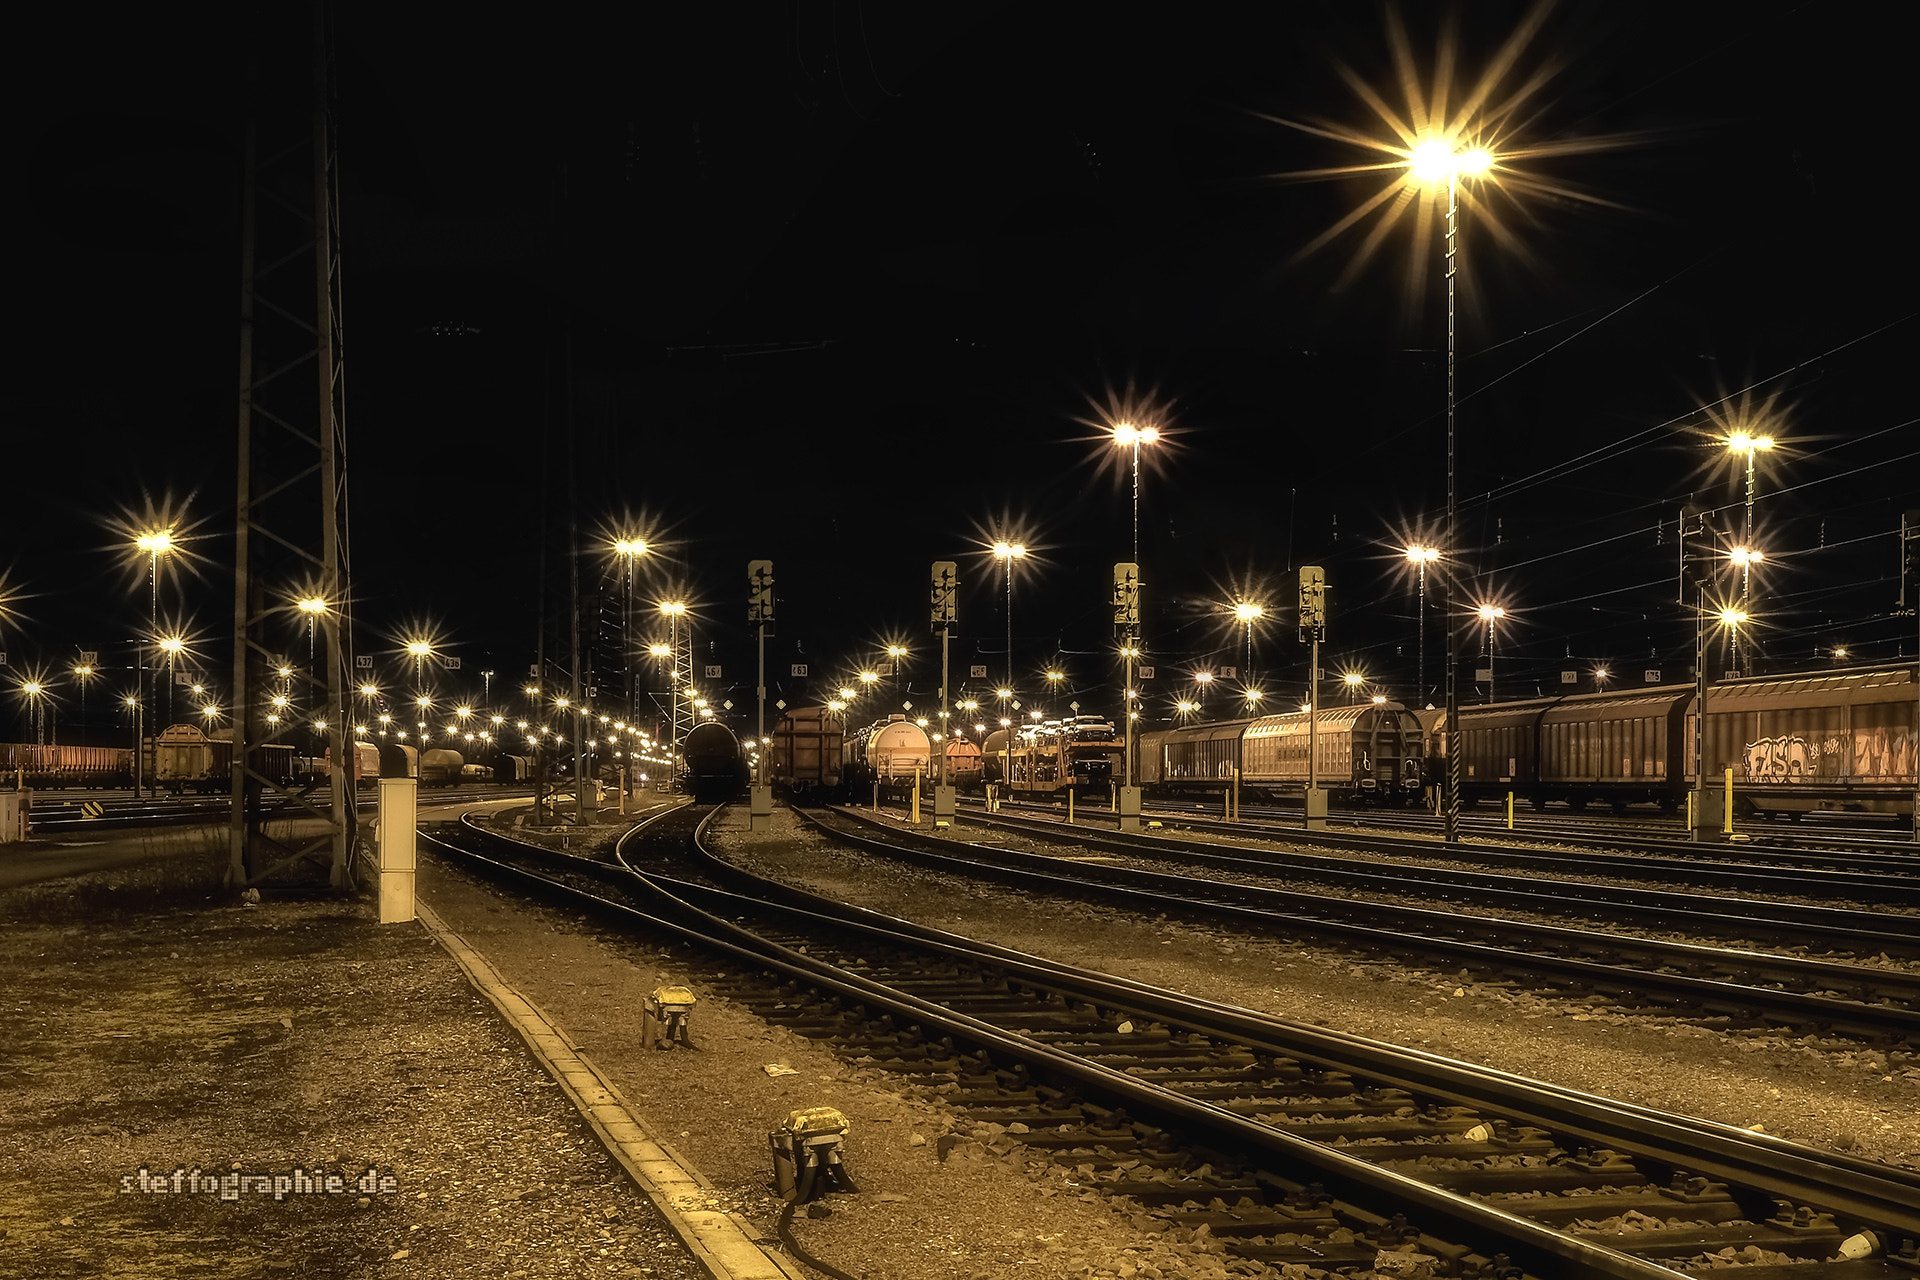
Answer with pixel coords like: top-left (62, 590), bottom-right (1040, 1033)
top-left (6, 3), bottom-right (1918, 743)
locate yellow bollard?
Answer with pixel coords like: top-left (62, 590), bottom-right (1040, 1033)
top-left (1507, 791), bottom-right (1514, 830)
top-left (1232, 767), bottom-right (1240, 821)
top-left (1723, 766), bottom-right (1734, 835)
top-left (1067, 788), bottom-right (1074, 824)
top-left (912, 769), bottom-right (921, 825)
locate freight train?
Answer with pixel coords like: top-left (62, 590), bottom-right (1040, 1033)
top-left (1138, 701), bottom-right (1428, 806)
top-left (1429, 664), bottom-right (1918, 821)
top-left (981, 714), bottom-right (1127, 799)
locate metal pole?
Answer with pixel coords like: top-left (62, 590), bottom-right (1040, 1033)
top-left (1308, 633), bottom-right (1319, 825)
top-left (939, 625), bottom-right (949, 787)
top-left (756, 622), bottom-right (766, 784)
top-left (1694, 587), bottom-right (1708, 842)
top-left (1417, 564), bottom-right (1426, 706)
top-left (1131, 445), bottom-right (1140, 788)
top-left (1443, 170), bottom-right (1461, 845)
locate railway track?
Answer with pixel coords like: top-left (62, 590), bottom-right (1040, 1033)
top-left (1151, 797), bottom-right (1920, 864)
top-left (423, 805), bottom-right (1920, 1279)
top-left (975, 795), bottom-right (1920, 888)
top-left (19, 787), bottom-right (536, 834)
top-left (817, 805), bottom-right (1920, 1042)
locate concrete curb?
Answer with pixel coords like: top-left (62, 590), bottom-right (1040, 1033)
top-left (415, 902), bottom-right (807, 1280)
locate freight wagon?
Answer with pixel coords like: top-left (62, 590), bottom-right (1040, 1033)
top-left (981, 715), bottom-right (1126, 799)
top-left (1425, 664), bottom-right (1917, 820)
top-left (769, 705), bottom-right (845, 798)
top-left (1139, 702), bottom-right (1426, 806)
top-left (0, 742), bottom-right (133, 789)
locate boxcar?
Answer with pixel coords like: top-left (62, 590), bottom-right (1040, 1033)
top-left (1691, 667), bottom-right (1917, 820)
top-left (770, 705), bottom-right (845, 797)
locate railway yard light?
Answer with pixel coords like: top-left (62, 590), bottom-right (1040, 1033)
top-left (1475, 605), bottom-right (1507, 703)
top-left (1404, 545), bottom-right (1441, 704)
top-left (992, 540), bottom-right (1027, 724)
top-left (1244, 688), bottom-right (1264, 709)
top-left (1343, 671), bottom-right (1365, 703)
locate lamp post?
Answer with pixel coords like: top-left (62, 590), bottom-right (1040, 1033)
top-left (613, 538), bottom-right (648, 734)
top-left (1343, 672), bottom-right (1365, 705)
top-left (20, 681), bottom-right (46, 746)
top-left (1411, 140), bottom-right (1493, 846)
top-left (1113, 424), bottom-right (1158, 794)
top-left (1405, 545), bottom-right (1439, 706)
top-left (1724, 433), bottom-right (1773, 675)
top-left (1475, 605), bottom-right (1505, 703)
top-left (1728, 545), bottom-right (1765, 677)
top-left (73, 662), bottom-right (95, 745)
top-left (1231, 602), bottom-right (1263, 683)
top-left (158, 636), bottom-right (185, 730)
top-left (992, 541), bottom-right (1026, 751)
top-left (135, 528), bottom-right (173, 796)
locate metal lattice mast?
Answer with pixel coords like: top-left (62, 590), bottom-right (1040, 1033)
top-left (671, 617), bottom-right (694, 779)
top-left (229, 0), bottom-right (355, 889)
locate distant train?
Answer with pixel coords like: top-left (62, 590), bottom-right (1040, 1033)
top-left (982, 714), bottom-right (1127, 799)
top-left (1139, 702), bottom-right (1428, 807)
top-left (0, 742), bottom-right (134, 789)
top-left (682, 721), bottom-right (747, 802)
top-left (1426, 664), bottom-right (1918, 821)
top-left (771, 707), bottom-right (975, 800)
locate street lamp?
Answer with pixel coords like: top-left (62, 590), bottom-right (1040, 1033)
top-left (72, 662), bottom-right (95, 744)
top-left (1413, 140), bottom-right (1494, 845)
top-left (1404, 545), bottom-right (1440, 706)
top-left (19, 680), bottom-right (47, 746)
top-left (135, 527), bottom-right (174, 796)
top-left (613, 538), bottom-right (649, 735)
top-left (992, 541), bottom-right (1026, 737)
top-left (886, 644), bottom-right (907, 689)
top-left (158, 635), bottom-right (185, 729)
top-left (1343, 672), bottom-right (1365, 705)
top-left (1475, 604), bottom-right (1506, 703)
top-left (1231, 602), bottom-right (1263, 679)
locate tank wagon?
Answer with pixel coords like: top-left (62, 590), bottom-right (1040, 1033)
top-left (769, 705), bottom-right (845, 798)
top-left (682, 721), bottom-right (747, 802)
top-left (1427, 664), bottom-right (1918, 820)
top-left (1138, 702), bottom-right (1427, 806)
top-left (843, 716), bottom-right (930, 797)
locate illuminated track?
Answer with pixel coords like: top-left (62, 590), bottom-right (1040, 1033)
top-left (424, 806), bottom-right (1920, 1279)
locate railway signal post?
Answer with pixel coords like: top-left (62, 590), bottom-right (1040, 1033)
top-left (931, 561), bottom-right (957, 823)
top-left (1300, 566), bottom-right (1328, 830)
top-left (1115, 562), bottom-right (1142, 832)
top-left (748, 560), bottom-right (774, 832)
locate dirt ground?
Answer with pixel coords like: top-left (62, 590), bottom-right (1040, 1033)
top-left (0, 833), bottom-right (706, 1280)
